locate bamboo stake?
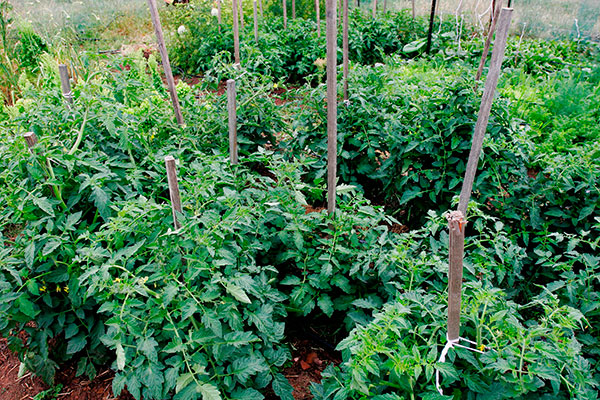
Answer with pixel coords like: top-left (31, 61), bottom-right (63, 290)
top-left (343, 0), bottom-right (349, 101)
top-left (165, 156), bottom-right (182, 229)
top-left (58, 64), bottom-right (73, 105)
top-left (292, 0), bottom-right (296, 18)
top-left (233, 0), bottom-right (241, 64)
top-left (475, 0), bottom-right (502, 84)
top-left (372, 0), bottom-right (376, 18)
top-left (147, 0), bottom-right (184, 126)
top-left (425, 0), bottom-right (438, 53)
top-left (24, 132), bottom-right (38, 149)
top-left (227, 79), bottom-right (239, 165)
top-left (316, 0), bottom-right (321, 36)
top-left (283, 0), bottom-right (287, 29)
top-left (458, 7), bottom-right (513, 216)
top-left (253, 0), bottom-right (259, 42)
top-left (239, 0), bottom-right (244, 29)
top-left (326, 0), bottom-right (337, 215)
top-left (447, 210), bottom-right (466, 341)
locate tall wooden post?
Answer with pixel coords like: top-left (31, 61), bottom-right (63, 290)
top-left (326, 0), bottom-right (337, 215)
top-left (218, 0), bottom-right (222, 32)
top-left (239, 0), bottom-right (244, 29)
top-left (227, 79), bottom-right (239, 165)
top-left (475, 0), bottom-right (502, 83)
top-left (383, 0), bottom-right (386, 13)
top-left (253, 0), bottom-right (259, 42)
top-left (292, 0), bottom-right (296, 18)
top-left (372, 0), bottom-right (376, 18)
top-left (283, 0), bottom-right (287, 29)
top-left (342, 0), bottom-right (349, 101)
top-left (316, 0), bottom-right (321, 36)
top-left (425, 0), bottom-right (438, 54)
top-left (58, 64), bottom-right (73, 105)
top-left (447, 210), bottom-right (466, 341)
top-left (147, 0), bottom-right (185, 125)
top-left (458, 8), bottom-right (513, 216)
top-left (24, 132), bottom-right (38, 149)
top-left (259, 0), bottom-right (264, 17)
top-left (233, 0), bottom-right (241, 64)
top-left (412, 0), bottom-right (415, 19)
top-left (165, 156), bottom-right (183, 229)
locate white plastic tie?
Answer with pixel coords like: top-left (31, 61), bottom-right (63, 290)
top-left (435, 336), bottom-right (489, 395)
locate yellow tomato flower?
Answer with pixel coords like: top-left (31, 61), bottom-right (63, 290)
top-left (64, 286), bottom-right (69, 293)
top-left (478, 344), bottom-right (485, 352)
top-left (56, 286), bottom-right (62, 293)
top-left (39, 285), bottom-right (46, 293)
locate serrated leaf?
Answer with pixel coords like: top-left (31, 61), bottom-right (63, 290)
top-left (42, 239), bottom-right (62, 256)
top-left (25, 242), bottom-right (36, 268)
top-left (272, 373), bottom-right (294, 400)
top-left (225, 283), bottom-right (252, 304)
top-left (67, 334), bottom-right (87, 354)
top-left (318, 294), bottom-right (334, 317)
top-left (116, 342), bottom-right (126, 370)
top-left (33, 196), bottom-right (54, 216)
top-left (197, 383), bottom-right (222, 400)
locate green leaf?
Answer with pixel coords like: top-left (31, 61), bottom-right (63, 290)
top-left (91, 186), bottom-right (111, 220)
top-left (139, 337), bottom-right (158, 362)
top-left (272, 373), bottom-right (294, 400)
top-left (42, 239), bottom-right (62, 256)
top-left (116, 342), bottom-right (126, 370)
top-left (225, 283), bottom-right (252, 304)
top-left (197, 383), bottom-right (222, 400)
top-left (17, 296), bottom-right (37, 318)
top-left (25, 242), bottom-right (36, 268)
top-left (33, 196), bottom-right (54, 216)
top-left (67, 334), bottom-right (87, 354)
top-left (318, 294), bottom-right (334, 317)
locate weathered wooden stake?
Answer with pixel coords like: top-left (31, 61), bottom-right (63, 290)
top-left (259, 0), bottom-right (264, 17)
top-left (24, 132), bottom-right (38, 149)
top-left (147, 0), bottom-right (185, 126)
top-left (447, 210), bottom-right (466, 341)
top-left (218, 0), bottom-right (222, 27)
top-left (165, 156), bottom-right (183, 229)
top-left (475, 0), bottom-right (502, 83)
top-left (316, 0), bottom-right (321, 36)
top-left (326, 0), bottom-right (337, 215)
top-left (383, 0), bottom-right (386, 13)
top-left (227, 79), bottom-right (239, 165)
top-left (425, 0), bottom-right (438, 53)
top-left (253, 0), bottom-right (259, 42)
top-left (239, 0), bottom-right (244, 29)
top-left (342, 0), bottom-right (349, 101)
top-left (412, 0), bottom-right (415, 19)
top-left (233, 0), bottom-right (241, 64)
top-left (458, 7), bottom-right (513, 216)
top-left (58, 64), bottom-right (73, 105)
top-left (292, 0), bottom-right (296, 18)
top-left (283, 0), bottom-right (287, 29)
top-left (372, 0), bottom-right (376, 18)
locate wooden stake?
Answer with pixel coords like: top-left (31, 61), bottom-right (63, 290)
top-left (425, 0), bottom-right (437, 53)
top-left (283, 0), bottom-right (287, 29)
top-left (165, 156), bottom-right (183, 229)
top-left (259, 0), bottom-right (264, 17)
top-left (147, 0), bottom-right (185, 126)
top-left (253, 0), bottom-right (259, 42)
top-left (24, 132), bottom-right (38, 149)
top-left (458, 8), bottom-right (513, 216)
top-left (411, 0), bottom-right (415, 19)
top-left (447, 210), bottom-right (466, 341)
top-left (292, 0), bottom-right (296, 18)
top-left (326, 0), bottom-right (337, 215)
top-left (383, 0), bottom-right (386, 13)
top-left (227, 79), bottom-right (239, 165)
top-left (218, 0), bottom-right (222, 32)
top-left (239, 0), bottom-right (244, 29)
top-left (58, 64), bottom-right (73, 105)
top-left (342, 0), bottom-right (349, 101)
top-left (233, 0), bottom-right (241, 64)
top-left (316, 0), bottom-right (321, 36)
top-left (372, 0), bottom-right (376, 18)
top-left (475, 0), bottom-right (502, 83)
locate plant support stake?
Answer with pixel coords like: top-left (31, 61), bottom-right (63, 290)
top-left (475, 0), bottom-right (502, 84)
top-left (447, 210), bottom-right (466, 341)
top-left (233, 0), bottom-right (241, 64)
top-left (165, 156), bottom-right (182, 229)
top-left (425, 0), bottom-right (437, 53)
top-left (253, 0), bottom-right (259, 42)
top-left (458, 7), bottom-right (513, 216)
top-left (343, 0), bottom-right (349, 101)
top-left (283, 0), bottom-right (287, 29)
top-left (147, 0), bottom-right (184, 125)
top-left (58, 64), bottom-right (73, 105)
top-left (227, 79), bottom-right (238, 165)
top-left (326, 0), bottom-right (337, 215)
top-left (316, 0), bottom-right (321, 36)
top-left (24, 132), bottom-right (38, 149)
top-left (239, 0), bottom-right (244, 29)
top-left (372, 0), bottom-right (376, 18)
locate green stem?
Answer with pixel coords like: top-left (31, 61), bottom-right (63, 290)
top-left (68, 107), bottom-right (90, 155)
